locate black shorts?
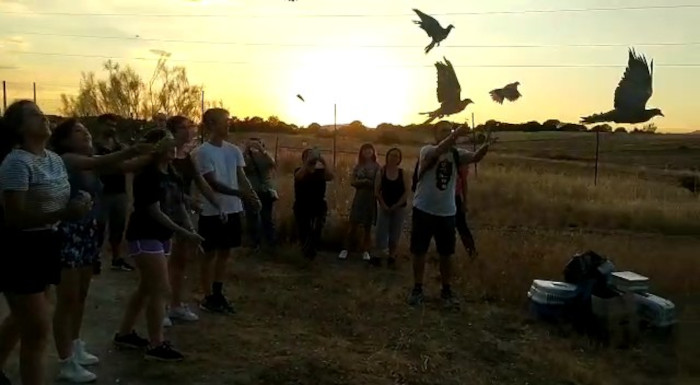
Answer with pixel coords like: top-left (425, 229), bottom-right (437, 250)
top-left (410, 208), bottom-right (456, 257)
top-left (0, 228), bottom-right (61, 295)
top-left (198, 213), bottom-right (242, 253)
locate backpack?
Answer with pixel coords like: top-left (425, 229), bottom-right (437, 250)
top-left (411, 147), bottom-right (460, 192)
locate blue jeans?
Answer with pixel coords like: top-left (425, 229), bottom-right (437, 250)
top-left (375, 206), bottom-right (407, 252)
top-left (245, 191), bottom-right (276, 247)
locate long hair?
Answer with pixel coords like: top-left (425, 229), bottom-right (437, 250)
top-left (384, 147), bottom-right (402, 166)
top-left (49, 118), bottom-right (79, 155)
top-left (0, 100), bottom-right (36, 164)
top-left (357, 143), bottom-right (377, 165)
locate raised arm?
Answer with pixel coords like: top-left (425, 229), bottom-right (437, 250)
top-left (62, 144), bottom-right (148, 172)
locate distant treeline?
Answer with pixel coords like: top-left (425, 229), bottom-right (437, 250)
top-left (46, 114), bottom-right (658, 146)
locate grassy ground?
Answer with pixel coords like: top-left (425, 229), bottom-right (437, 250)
top-left (1, 130), bottom-right (699, 384)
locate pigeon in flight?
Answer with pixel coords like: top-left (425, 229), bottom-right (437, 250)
top-left (490, 82), bottom-right (521, 104)
top-left (581, 48), bottom-right (663, 124)
top-left (412, 9), bottom-right (454, 54)
top-left (297, 94), bottom-right (305, 102)
top-left (420, 57), bottom-right (473, 124)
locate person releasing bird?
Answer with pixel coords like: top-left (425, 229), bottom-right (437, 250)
top-left (581, 48), bottom-right (664, 125)
top-left (412, 9), bottom-right (455, 54)
top-left (490, 82), bottom-right (522, 104)
top-left (420, 57), bottom-right (474, 125)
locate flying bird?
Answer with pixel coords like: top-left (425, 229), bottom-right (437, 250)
top-left (296, 94), bottom-right (305, 102)
top-left (490, 82), bottom-right (521, 104)
top-left (581, 48), bottom-right (663, 124)
top-left (420, 57), bottom-right (473, 124)
top-left (412, 9), bottom-right (454, 54)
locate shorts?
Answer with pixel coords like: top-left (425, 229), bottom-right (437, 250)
top-left (0, 229), bottom-right (61, 295)
top-left (58, 219), bottom-right (101, 269)
top-left (410, 208), bottom-right (456, 257)
top-left (128, 239), bottom-right (172, 257)
top-left (99, 193), bottom-right (128, 244)
top-left (198, 213), bottom-right (242, 252)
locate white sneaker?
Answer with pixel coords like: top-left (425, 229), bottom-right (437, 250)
top-left (73, 339), bottom-right (99, 366)
top-left (362, 251), bottom-right (371, 261)
top-left (338, 250), bottom-right (348, 260)
top-left (169, 304), bottom-right (199, 322)
top-left (57, 356), bottom-right (97, 383)
top-left (162, 316), bottom-right (173, 328)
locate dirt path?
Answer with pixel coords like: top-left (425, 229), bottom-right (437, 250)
top-left (0, 248), bottom-right (695, 385)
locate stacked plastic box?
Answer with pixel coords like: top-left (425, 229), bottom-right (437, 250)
top-left (610, 271), bottom-right (677, 328)
top-left (527, 280), bottom-right (578, 320)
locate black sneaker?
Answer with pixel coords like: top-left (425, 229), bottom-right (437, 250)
top-left (145, 342), bottom-right (184, 362)
top-left (111, 258), bottom-right (135, 272)
top-left (408, 288), bottom-right (424, 307)
top-left (441, 290), bottom-right (461, 311)
top-left (217, 295), bottom-right (236, 315)
top-left (0, 370), bottom-right (10, 385)
top-left (199, 295), bottom-right (223, 313)
top-left (114, 331), bottom-right (149, 350)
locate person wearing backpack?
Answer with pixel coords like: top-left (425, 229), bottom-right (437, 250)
top-left (408, 122), bottom-right (494, 310)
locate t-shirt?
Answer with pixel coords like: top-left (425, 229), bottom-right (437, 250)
top-left (194, 141), bottom-right (245, 216)
top-left (95, 143), bottom-right (127, 195)
top-left (293, 167), bottom-right (327, 214)
top-left (412, 145), bottom-right (473, 217)
top-left (125, 165), bottom-right (184, 241)
top-left (243, 150), bottom-right (275, 193)
top-left (0, 149), bottom-right (71, 230)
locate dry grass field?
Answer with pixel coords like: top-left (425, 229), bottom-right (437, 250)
top-left (1, 130), bottom-right (699, 384)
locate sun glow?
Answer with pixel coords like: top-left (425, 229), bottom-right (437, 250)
top-left (282, 47), bottom-right (416, 127)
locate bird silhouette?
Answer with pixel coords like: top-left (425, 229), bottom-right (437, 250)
top-left (420, 57), bottom-right (474, 124)
top-left (581, 48), bottom-right (663, 124)
top-left (296, 94), bottom-right (305, 102)
top-left (490, 82), bottom-right (521, 104)
top-left (412, 9), bottom-right (454, 54)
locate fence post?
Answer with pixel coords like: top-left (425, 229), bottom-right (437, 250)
top-left (33, 82), bottom-right (36, 103)
top-left (274, 136), bottom-right (279, 163)
top-left (2, 81), bottom-right (6, 112)
top-left (594, 130), bottom-right (600, 186)
top-left (333, 103), bottom-right (337, 167)
top-left (471, 112), bottom-right (477, 178)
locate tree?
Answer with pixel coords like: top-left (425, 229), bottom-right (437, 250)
top-left (614, 127), bottom-right (627, 133)
top-left (61, 58), bottom-right (209, 121)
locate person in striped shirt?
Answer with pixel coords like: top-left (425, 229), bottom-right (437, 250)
top-left (0, 100), bottom-right (92, 385)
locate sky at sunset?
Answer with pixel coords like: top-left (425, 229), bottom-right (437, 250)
top-left (0, 0), bottom-right (699, 132)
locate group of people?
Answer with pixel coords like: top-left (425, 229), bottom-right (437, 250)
top-left (0, 100), bottom-right (493, 385)
top-left (293, 123), bottom-right (491, 309)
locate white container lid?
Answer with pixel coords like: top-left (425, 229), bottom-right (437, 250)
top-left (532, 280), bottom-right (578, 294)
top-left (611, 271), bottom-right (649, 283)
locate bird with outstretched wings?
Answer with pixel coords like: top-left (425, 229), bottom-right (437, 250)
top-left (420, 57), bottom-right (473, 124)
top-left (614, 49), bottom-right (653, 112)
top-left (413, 9), bottom-right (455, 54)
top-left (489, 82), bottom-right (521, 104)
top-left (581, 48), bottom-right (663, 124)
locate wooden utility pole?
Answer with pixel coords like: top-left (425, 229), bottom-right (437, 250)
top-left (472, 112), bottom-right (477, 178)
top-left (33, 82), bottom-right (36, 103)
top-left (333, 103), bottom-right (337, 167)
top-left (594, 130), bottom-right (600, 185)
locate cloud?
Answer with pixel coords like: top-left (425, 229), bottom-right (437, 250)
top-left (0, 64), bottom-right (20, 70)
top-left (0, 35), bottom-right (30, 51)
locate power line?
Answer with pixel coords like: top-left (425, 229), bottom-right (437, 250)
top-left (3, 30), bottom-right (700, 49)
top-left (1, 4), bottom-right (699, 18)
top-left (7, 50), bottom-right (700, 68)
